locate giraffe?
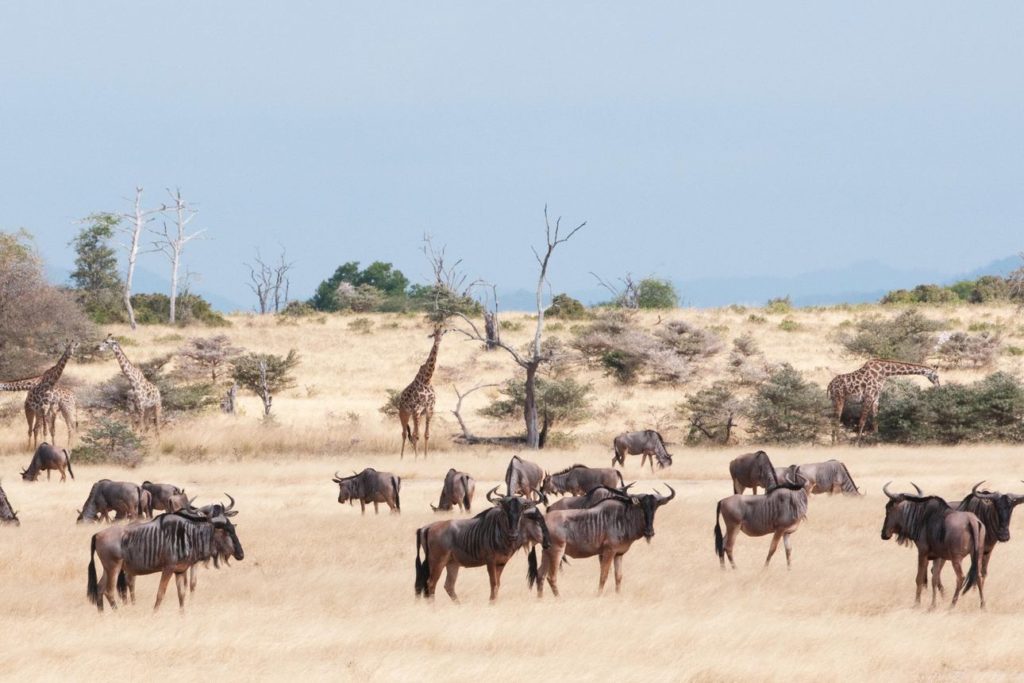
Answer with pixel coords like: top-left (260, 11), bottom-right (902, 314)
top-left (827, 359), bottom-right (940, 443)
top-left (98, 334), bottom-right (163, 435)
top-left (24, 340), bottom-right (79, 448)
top-left (398, 325), bottom-right (445, 458)
top-left (0, 376), bottom-right (79, 446)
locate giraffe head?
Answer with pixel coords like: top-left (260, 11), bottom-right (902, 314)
top-left (61, 339), bottom-right (80, 357)
top-left (924, 367), bottom-right (940, 387)
top-left (97, 334), bottom-right (120, 354)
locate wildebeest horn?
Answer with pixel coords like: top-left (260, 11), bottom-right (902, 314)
top-left (486, 486), bottom-right (501, 503)
top-left (224, 493), bottom-right (236, 512)
top-left (883, 481), bottom-right (896, 500)
top-left (622, 482), bottom-right (635, 492)
top-left (332, 471), bottom-right (345, 483)
top-left (657, 484), bottom-right (676, 505)
top-left (911, 482), bottom-right (923, 496)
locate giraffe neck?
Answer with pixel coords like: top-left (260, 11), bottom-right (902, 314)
top-left (112, 345), bottom-right (145, 388)
top-left (871, 360), bottom-right (933, 378)
top-left (38, 348), bottom-right (72, 389)
top-left (0, 376), bottom-right (41, 391)
top-left (413, 334), bottom-right (442, 386)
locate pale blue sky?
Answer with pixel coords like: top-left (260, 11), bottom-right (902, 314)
top-left (1, 2), bottom-right (1021, 309)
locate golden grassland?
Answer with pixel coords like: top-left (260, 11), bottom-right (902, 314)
top-left (1, 306), bottom-right (1023, 681)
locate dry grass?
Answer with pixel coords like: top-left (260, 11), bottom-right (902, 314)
top-left (1, 308), bottom-right (1024, 680)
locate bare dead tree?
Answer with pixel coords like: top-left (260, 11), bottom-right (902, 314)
top-left (450, 207), bottom-right (585, 448)
top-left (119, 187), bottom-right (161, 330)
top-left (450, 382), bottom-right (499, 441)
top-left (245, 246), bottom-right (294, 314)
top-left (591, 271), bottom-right (639, 308)
top-left (482, 283), bottom-right (501, 350)
top-left (152, 188), bottom-right (205, 324)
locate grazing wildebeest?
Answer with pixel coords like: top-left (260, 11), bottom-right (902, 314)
top-left (791, 460), bottom-right (861, 495)
top-left (141, 481), bottom-right (189, 515)
top-left (431, 469), bottom-right (476, 512)
top-left (189, 495), bottom-right (240, 593)
top-left (414, 487), bottom-right (550, 602)
top-left (0, 481), bottom-right (19, 526)
top-left (951, 481), bottom-right (1024, 595)
top-left (729, 450), bottom-right (779, 495)
top-left (881, 482), bottom-right (986, 609)
top-left (332, 468), bottom-right (401, 514)
top-left (534, 485), bottom-right (675, 596)
top-left (505, 455), bottom-right (547, 502)
top-left (76, 480), bottom-right (145, 523)
top-left (714, 478), bottom-right (809, 568)
top-left (545, 484), bottom-right (635, 512)
top-left (86, 503), bottom-right (244, 612)
top-left (541, 464), bottom-right (624, 497)
top-left (21, 442), bottom-right (74, 482)
top-left (611, 430), bottom-right (672, 471)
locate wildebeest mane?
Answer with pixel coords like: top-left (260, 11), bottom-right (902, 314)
top-left (892, 496), bottom-right (951, 546)
top-left (550, 463), bottom-right (588, 477)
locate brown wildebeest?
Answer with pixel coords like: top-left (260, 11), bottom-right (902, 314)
top-left (21, 442), bottom-right (74, 482)
top-left (952, 481), bottom-right (1024, 594)
top-left (431, 469), bottom-right (476, 512)
top-left (86, 504), bottom-right (243, 612)
top-left (141, 481), bottom-right (189, 515)
top-left (505, 455), bottom-right (547, 502)
top-left (0, 480), bottom-right (19, 526)
top-left (545, 484), bottom-right (635, 512)
top-left (76, 480), bottom-right (145, 523)
top-left (881, 482), bottom-right (986, 609)
top-left (534, 486), bottom-right (675, 596)
top-left (611, 430), bottom-right (672, 471)
top-left (541, 464), bottom-right (624, 497)
top-left (189, 495), bottom-right (240, 593)
top-left (728, 450), bottom-right (779, 494)
top-left (714, 478), bottom-right (809, 568)
top-left (332, 468), bottom-right (401, 514)
top-left (414, 487), bottom-right (549, 602)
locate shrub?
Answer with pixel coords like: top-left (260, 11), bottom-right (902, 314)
top-left (130, 292), bottom-right (229, 326)
top-left (406, 283), bottom-right (482, 322)
top-left (279, 300), bottom-right (317, 318)
top-left (840, 309), bottom-right (943, 362)
top-left (480, 376), bottom-right (592, 448)
top-left (231, 350), bottom-right (300, 417)
top-left (74, 418), bottom-right (146, 467)
top-left (335, 283), bottom-right (384, 313)
top-left (778, 317), bottom-right (800, 332)
top-left (747, 314), bottom-right (767, 324)
top-left (89, 353), bottom-right (219, 416)
top-left (347, 317), bottom-right (374, 334)
top-left (572, 311), bottom-right (695, 385)
top-left (764, 296), bottom-right (792, 314)
top-left (745, 364), bottom-right (831, 444)
top-left (936, 331), bottom-right (1000, 369)
top-left (678, 381), bottom-right (740, 444)
top-left (179, 335), bottom-right (242, 382)
top-left (653, 320), bottom-right (723, 359)
top-left (545, 293), bottom-right (588, 319)
top-left (379, 388), bottom-right (402, 417)
top-left (635, 278), bottom-right (679, 309)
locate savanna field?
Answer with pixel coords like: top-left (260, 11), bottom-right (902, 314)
top-left (2, 305), bottom-right (1024, 681)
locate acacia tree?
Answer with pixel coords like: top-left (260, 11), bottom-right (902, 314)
top-left (152, 188), bottom-right (205, 324)
top-left (231, 350), bottom-right (299, 417)
top-left (451, 207), bottom-right (585, 448)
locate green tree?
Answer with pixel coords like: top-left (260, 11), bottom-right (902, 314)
top-left (231, 350), bottom-right (300, 416)
top-left (635, 278), bottom-right (679, 309)
top-left (70, 213), bottom-right (124, 322)
top-left (309, 261), bottom-right (410, 311)
top-left (745, 364), bottom-right (831, 444)
top-left (480, 375), bottom-right (592, 448)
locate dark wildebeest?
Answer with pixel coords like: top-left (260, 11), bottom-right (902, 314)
top-left (542, 464), bottom-right (624, 497)
top-left (76, 480), bottom-right (145, 523)
top-left (141, 481), bottom-right (189, 516)
top-left (951, 481), bottom-right (1024, 596)
top-left (431, 469), bottom-right (476, 512)
top-left (729, 450), bottom-right (779, 495)
top-left (714, 478), bottom-right (809, 568)
top-left (188, 495), bottom-right (240, 593)
top-left (535, 485), bottom-right (675, 596)
top-left (545, 484), bottom-right (635, 512)
top-left (0, 480), bottom-right (19, 526)
top-left (86, 503), bottom-right (244, 612)
top-left (788, 460), bottom-right (861, 495)
top-left (414, 487), bottom-right (550, 602)
top-left (332, 468), bottom-right (401, 514)
top-left (881, 482), bottom-right (986, 609)
top-left (611, 430), bottom-right (672, 471)
top-left (21, 442), bottom-right (74, 482)
top-left (505, 455), bottom-right (547, 502)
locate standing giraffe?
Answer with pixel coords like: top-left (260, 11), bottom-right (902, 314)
top-left (0, 377), bottom-right (79, 446)
top-left (98, 334), bottom-right (163, 435)
top-left (827, 359), bottom-right (940, 443)
top-left (24, 340), bottom-right (79, 448)
top-left (398, 326), bottom-right (445, 458)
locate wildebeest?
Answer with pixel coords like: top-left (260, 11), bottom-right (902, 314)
top-left (332, 468), bottom-right (401, 514)
top-left (505, 455), bottom-right (546, 502)
top-left (611, 430), bottom-right (672, 471)
top-left (21, 442), bottom-right (74, 482)
top-left (77, 480), bottom-right (145, 523)
top-left (714, 478), bottom-right (809, 568)
top-left (414, 487), bottom-right (549, 602)
top-left (535, 485), bottom-right (675, 596)
top-left (953, 481), bottom-right (1024, 594)
top-left (431, 469), bottom-right (476, 512)
top-left (881, 482), bottom-right (986, 608)
top-left (729, 450), bottom-right (779, 495)
top-left (189, 495), bottom-right (240, 593)
top-left (86, 502), bottom-right (244, 612)
top-left (542, 464), bottom-right (624, 497)
top-left (545, 484), bottom-right (635, 512)
top-left (788, 460), bottom-right (861, 495)
top-left (141, 481), bottom-right (189, 515)
top-left (0, 481), bottom-right (19, 526)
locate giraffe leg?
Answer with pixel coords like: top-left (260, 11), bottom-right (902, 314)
top-left (423, 410), bottom-right (432, 458)
top-left (411, 414), bottom-right (422, 458)
top-left (831, 397), bottom-right (844, 444)
top-left (399, 408), bottom-right (411, 459)
top-left (25, 403), bottom-right (34, 448)
top-left (856, 396), bottom-right (871, 444)
top-left (870, 397), bottom-right (881, 434)
top-left (153, 404), bottom-right (161, 437)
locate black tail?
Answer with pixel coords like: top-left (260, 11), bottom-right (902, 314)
top-left (527, 546), bottom-right (539, 588)
top-left (116, 569), bottom-right (128, 602)
top-left (963, 522), bottom-right (981, 593)
top-left (65, 450), bottom-right (74, 480)
top-left (461, 475), bottom-right (472, 511)
top-left (86, 535), bottom-right (100, 609)
top-left (714, 501), bottom-right (725, 560)
top-left (414, 528), bottom-right (429, 596)
top-left (393, 476), bottom-right (401, 513)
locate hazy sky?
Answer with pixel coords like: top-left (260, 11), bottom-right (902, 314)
top-left (1, 2), bottom-right (1021, 309)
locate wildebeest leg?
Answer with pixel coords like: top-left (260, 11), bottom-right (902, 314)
top-left (724, 524), bottom-right (739, 569)
top-left (189, 565), bottom-right (198, 593)
top-left (47, 469), bottom-right (51, 481)
top-left (751, 486), bottom-right (758, 495)
top-left (359, 501), bottom-right (366, 515)
top-left (443, 562), bottom-right (460, 603)
top-left (930, 559), bottom-right (944, 609)
top-left (126, 573), bottom-right (136, 605)
top-left (597, 550), bottom-right (615, 594)
top-left (783, 533), bottom-right (793, 568)
top-left (914, 551), bottom-right (928, 605)
top-left (765, 532), bottom-right (783, 567)
top-left (931, 559), bottom-right (946, 597)
top-left (153, 570), bottom-right (174, 611)
top-left (174, 572), bottom-right (187, 610)
top-left (613, 554), bottom-right (624, 592)
top-left (949, 558), bottom-right (965, 608)
top-left (487, 561), bottom-right (506, 602)
top-left (373, 502), bottom-right (379, 514)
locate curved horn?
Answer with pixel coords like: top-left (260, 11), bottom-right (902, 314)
top-left (971, 481), bottom-right (986, 496)
top-left (622, 482), bottom-right (636, 492)
top-left (883, 481), bottom-right (897, 500)
top-left (486, 486), bottom-right (501, 503)
top-left (658, 484), bottom-right (676, 504)
top-left (332, 471), bottom-right (344, 482)
top-left (223, 494), bottom-right (235, 512)
top-left (911, 482), bottom-right (923, 496)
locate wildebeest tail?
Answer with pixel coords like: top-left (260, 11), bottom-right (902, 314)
top-left (414, 528), bottom-right (429, 596)
top-left (460, 474), bottom-right (471, 511)
top-left (714, 501), bottom-right (725, 560)
top-left (116, 569), bottom-right (128, 602)
top-left (86, 534), bottom-right (100, 608)
top-left (392, 476), bottom-right (401, 512)
top-left (963, 520), bottom-right (983, 593)
top-left (526, 546), bottom-right (540, 588)
top-left (64, 449), bottom-right (75, 480)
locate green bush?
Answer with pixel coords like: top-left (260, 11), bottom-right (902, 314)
top-left (480, 376), bottom-right (592, 448)
top-left (130, 292), bottom-right (229, 326)
top-left (545, 293), bottom-right (589, 319)
top-left (840, 309), bottom-right (943, 362)
top-left (678, 381), bottom-right (739, 444)
top-left (764, 296), bottom-right (792, 314)
top-left (745, 364), bottom-right (830, 444)
top-left (635, 278), bottom-right (679, 309)
top-left (778, 317), bottom-right (800, 332)
top-left (74, 418), bottom-right (146, 467)
top-left (347, 317), bottom-right (374, 334)
top-left (936, 331), bottom-right (1000, 368)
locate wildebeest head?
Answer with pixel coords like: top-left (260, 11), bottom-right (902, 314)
top-left (332, 471), bottom-right (361, 504)
top-left (881, 481), bottom-right (925, 541)
top-left (186, 494), bottom-right (244, 561)
top-left (633, 485), bottom-right (676, 542)
top-left (486, 486), bottom-right (538, 542)
top-left (965, 481), bottom-right (1024, 543)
